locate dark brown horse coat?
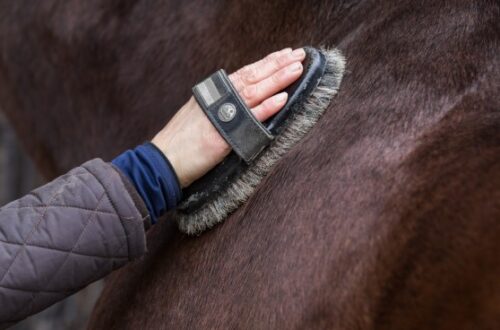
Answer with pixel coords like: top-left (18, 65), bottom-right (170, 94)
top-left (0, 0), bottom-right (499, 329)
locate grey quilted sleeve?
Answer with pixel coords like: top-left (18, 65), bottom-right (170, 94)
top-left (0, 158), bottom-right (150, 328)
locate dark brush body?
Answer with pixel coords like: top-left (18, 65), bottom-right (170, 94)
top-left (0, 0), bottom-right (499, 329)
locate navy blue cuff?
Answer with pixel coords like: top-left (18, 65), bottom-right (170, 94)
top-left (112, 143), bottom-right (182, 224)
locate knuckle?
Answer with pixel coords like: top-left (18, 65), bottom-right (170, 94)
top-left (271, 58), bottom-right (282, 70)
top-left (234, 69), bottom-right (245, 81)
top-left (271, 72), bottom-right (281, 84)
top-left (243, 85), bottom-right (256, 100)
top-left (230, 72), bottom-right (244, 90)
top-left (232, 70), bottom-right (241, 79)
top-left (276, 54), bottom-right (288, 66)
top-left (240, 65), bottom-right (251, 75)
top-left (242, 65), bottom-right (257, 83)
top-left (265, 52), bottom-right (278, 63)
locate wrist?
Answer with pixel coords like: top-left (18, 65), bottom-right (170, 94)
top-left (151, 98), bottom-right (231, 188)
top-left (151, 140), bottom-right (189, 188)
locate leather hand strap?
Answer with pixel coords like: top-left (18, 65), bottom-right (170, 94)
top-left (193, 69), bottom-right (274, 163)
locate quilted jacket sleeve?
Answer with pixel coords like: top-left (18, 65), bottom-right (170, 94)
top-left (0, 159), bottom-right (150, 328)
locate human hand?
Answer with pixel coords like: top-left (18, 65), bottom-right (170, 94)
top-left (152, 47), bottom-right (306, 188)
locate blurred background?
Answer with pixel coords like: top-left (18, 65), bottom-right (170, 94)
top-left (0, 113), bottom-right (102, 330)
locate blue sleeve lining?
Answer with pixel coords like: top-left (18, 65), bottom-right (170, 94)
top-left (112, 142), bottom-right (182, 224)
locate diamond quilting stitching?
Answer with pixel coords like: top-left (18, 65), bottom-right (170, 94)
top-left (0, 238), bottom-right (128, 260)
top-left (0, 161), bottom-right (141, 324)
top-left (14, 192), bottom-right (107, 319)
top-left (0, 174), bottom-right (77, 286)
top-left (3, 205), bottom-right (116, 216)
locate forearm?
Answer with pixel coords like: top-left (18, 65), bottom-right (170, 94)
top-left (0, 159), bottom-right (148, 327)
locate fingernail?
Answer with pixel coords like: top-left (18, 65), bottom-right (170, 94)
top-left (280, 47), bottom-right (293, 54)
top-left (289, 62), bottom-right (302, 72)
top-left (292, 48), bottom-right (306, 59)
top-left (275, 92), bottom-right (288, 104)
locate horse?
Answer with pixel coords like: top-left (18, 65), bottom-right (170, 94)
top-left (0, 0), bottom-right (499, 328)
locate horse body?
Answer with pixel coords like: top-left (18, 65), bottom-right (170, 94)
top-left (0, 0), bottom-right (499, 328)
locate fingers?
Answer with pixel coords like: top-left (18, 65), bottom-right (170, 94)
top-left (227, 47), bottom-right (305, 122)
top-left (241, 61), bottom-right (303, 108)
top-left (251, 92), bottom-right (288, 122)
top-left (230, 48), bottom-right (306, 93)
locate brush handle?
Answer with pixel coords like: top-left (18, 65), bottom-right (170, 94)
top-left (193, 69), bottom-right (274, 163)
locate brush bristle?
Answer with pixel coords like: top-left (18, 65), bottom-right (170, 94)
top-left (176, 48), bottom-right (346, 235)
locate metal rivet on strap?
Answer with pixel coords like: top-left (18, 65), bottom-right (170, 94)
top-left (218, 103), bottom-right (237, 122)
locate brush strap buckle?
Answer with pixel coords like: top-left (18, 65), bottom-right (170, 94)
top-left (193, 69), bottom-right (274, 163)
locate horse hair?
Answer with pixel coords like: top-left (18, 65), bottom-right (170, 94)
top-left (0, 0), bottom-right (499, 329)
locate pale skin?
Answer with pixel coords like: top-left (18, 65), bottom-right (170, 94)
top-left (152, 47), bottom-right (306, 188)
